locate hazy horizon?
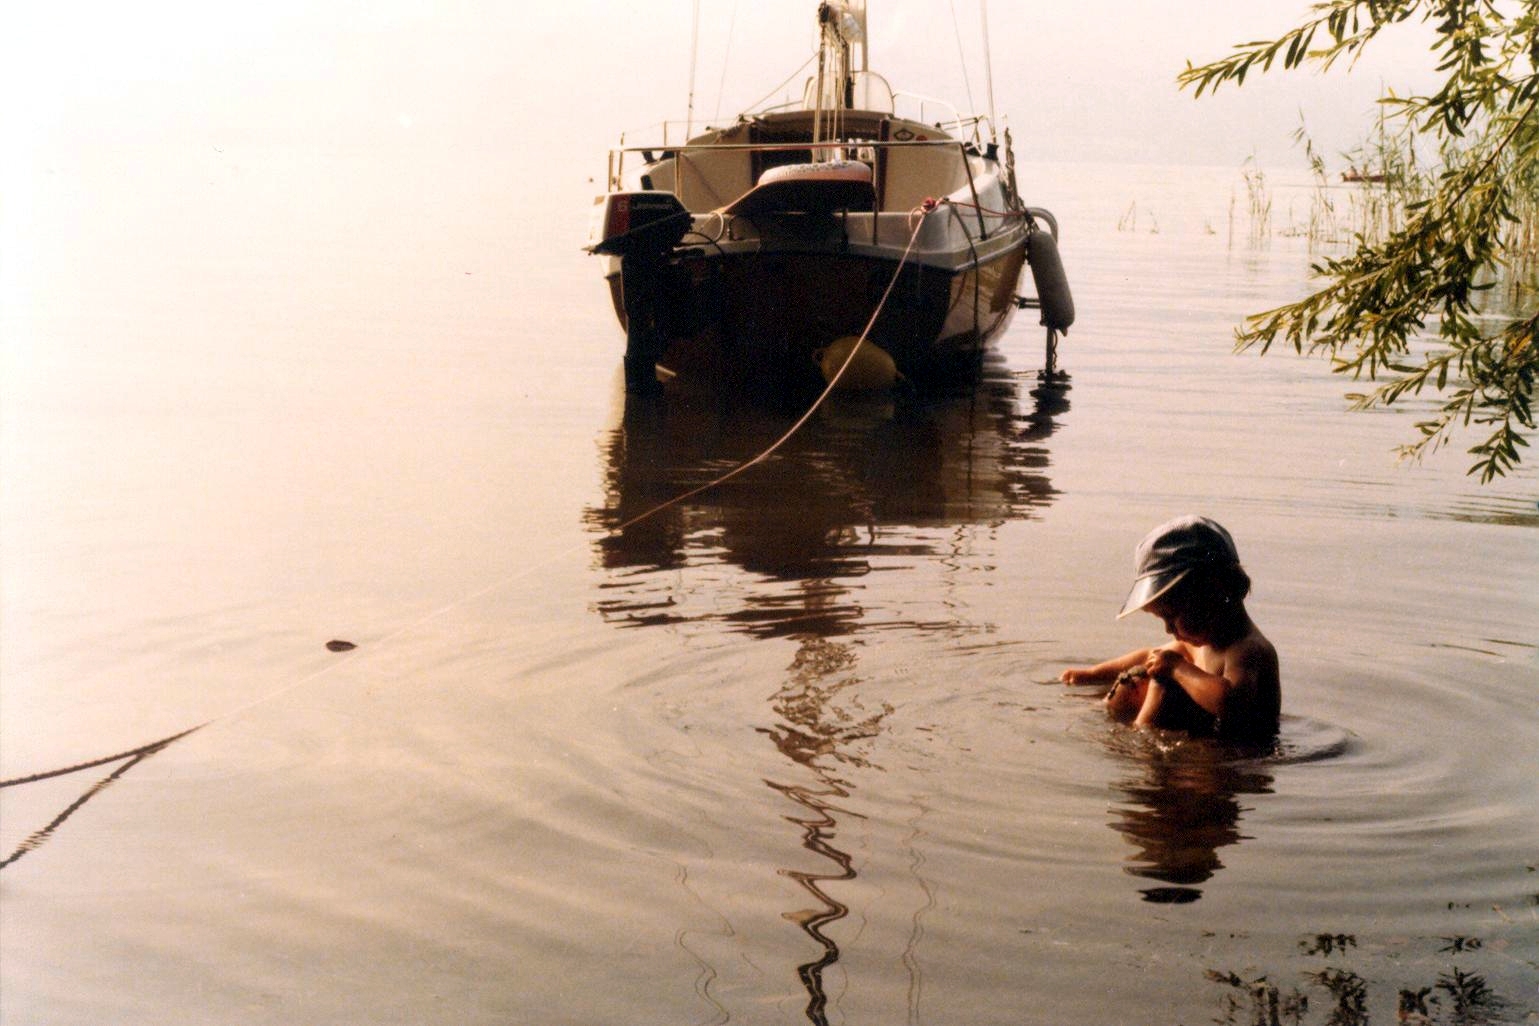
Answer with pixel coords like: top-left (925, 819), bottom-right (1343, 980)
top-left (3, 1), bottom-right (1440, 170)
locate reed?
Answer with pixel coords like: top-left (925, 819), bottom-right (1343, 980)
top-left (1241, 157), bottom-right (1272, 247)
top-left (1116, 201), bottom-right (1160, 235)
top-left (1235, 113), bottom-right (1539, 302)
top-left (1116, 201), bottom-right (1138, 233)
top-left (1501, 116), bottom-right (1539, 299)
top-left (1297, 129), bottom-right (1339, 247)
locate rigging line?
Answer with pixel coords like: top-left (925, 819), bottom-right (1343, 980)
top-left (712, 0), bottom-right (740, 125)
top-left (948, 0), bottom-right (978, 125)
top-left (980, 0), bottom-right (997, 136)
top-left (686, 0), bottom-right (701, 139)
top-left (742, 51), bottom-right (820, 116)
top-left (946, 198), bottom-right (1027, 220)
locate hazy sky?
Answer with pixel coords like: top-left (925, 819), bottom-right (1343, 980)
top-left (3, 0), bottom-right (1440, 169)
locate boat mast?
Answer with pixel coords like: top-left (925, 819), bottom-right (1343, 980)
top-left (980, 0), bottom-right (997, 142)
top-left (849, 0), bottom-right (867, 74)
top-left (812, 2), bottom-right (866, 160)
top-left (686, 0), bottom-right (701, 141)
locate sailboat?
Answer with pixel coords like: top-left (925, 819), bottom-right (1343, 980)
top-left (586, 1), bottom-right (1074, 394)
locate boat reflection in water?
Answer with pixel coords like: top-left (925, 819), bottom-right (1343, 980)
top-left (587, 355), bottom-right (1067, 638)
top-left (586, 357), bottom-right (1066, 1022)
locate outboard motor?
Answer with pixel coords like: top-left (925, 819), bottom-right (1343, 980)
top-left (586, 191), bottom-right (691, 257)
top-left (588, 192), bottom-right (693, 392)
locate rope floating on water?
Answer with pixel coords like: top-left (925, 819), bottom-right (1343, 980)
top-left (0, 724), bottom-right (206, 789)
top-left (0, 726), bottom-right (205, 870)
top-left (0, 205), bottom-right (943, 869)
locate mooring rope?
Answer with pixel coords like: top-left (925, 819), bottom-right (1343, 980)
top-left (614, 208), bottom-right (931, 533)
top-left (0, 205), bottom-right (941, 870)
top-left (0, 733), bottom-right (196, 870)
top-left (0, 725), bottom-right (206, 789)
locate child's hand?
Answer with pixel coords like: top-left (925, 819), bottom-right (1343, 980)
top-left (1144, 648), bottom-right (1181, 680)
top-left (1061, 668), bottom-right (1093, 685)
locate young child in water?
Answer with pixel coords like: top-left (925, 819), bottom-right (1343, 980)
top-left (1060, 515), bottom-right (1281, 743)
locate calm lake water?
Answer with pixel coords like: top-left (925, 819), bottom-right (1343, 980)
top-left (3, 148), bottom-right (1536, 1025)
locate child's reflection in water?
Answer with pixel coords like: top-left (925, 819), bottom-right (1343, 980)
top-left (1107, 741), bottom-right (1275, 903)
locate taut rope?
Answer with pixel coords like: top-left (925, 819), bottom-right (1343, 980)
top-left (0, 206), bottom-right (941, 871)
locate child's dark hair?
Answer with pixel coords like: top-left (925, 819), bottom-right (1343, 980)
top-left (1170, 561), bottom-right (1251, 606)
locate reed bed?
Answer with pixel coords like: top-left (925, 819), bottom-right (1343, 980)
top-left (1226, 116), bottom-right (1539, 303)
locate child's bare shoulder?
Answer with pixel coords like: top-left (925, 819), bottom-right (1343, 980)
top-left (1162, 639), bottom-right (1198, 661)
top-left (1224, 626), bottom-right (1279, 686)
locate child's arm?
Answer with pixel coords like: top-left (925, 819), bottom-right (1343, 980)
top-left (1131, 675), bottom-right (1167, 728)
top-left (1061, 648), bottom-right (1154, 685)
top-left (1143, 648), bottom-right (1233, 718)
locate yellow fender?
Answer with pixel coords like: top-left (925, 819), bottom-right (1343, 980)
top-left (814, 336), bottom-right (902, 391)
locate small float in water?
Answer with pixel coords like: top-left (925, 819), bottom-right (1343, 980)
top-left (586, 1), bottom-right (1074, 395)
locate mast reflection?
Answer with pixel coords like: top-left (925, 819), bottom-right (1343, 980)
top-left (766, 776), bottom-right (855, 1024)
top-left (760, 636), bottom-right (887, 1025)
top-left (586, 363), bottom-right (1068, 1022)
top-left (586, 358), bottom-right (1068, 637)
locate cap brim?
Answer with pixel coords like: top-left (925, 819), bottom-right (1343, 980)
top-left (1116, 567), bottom-right (1191, 619)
